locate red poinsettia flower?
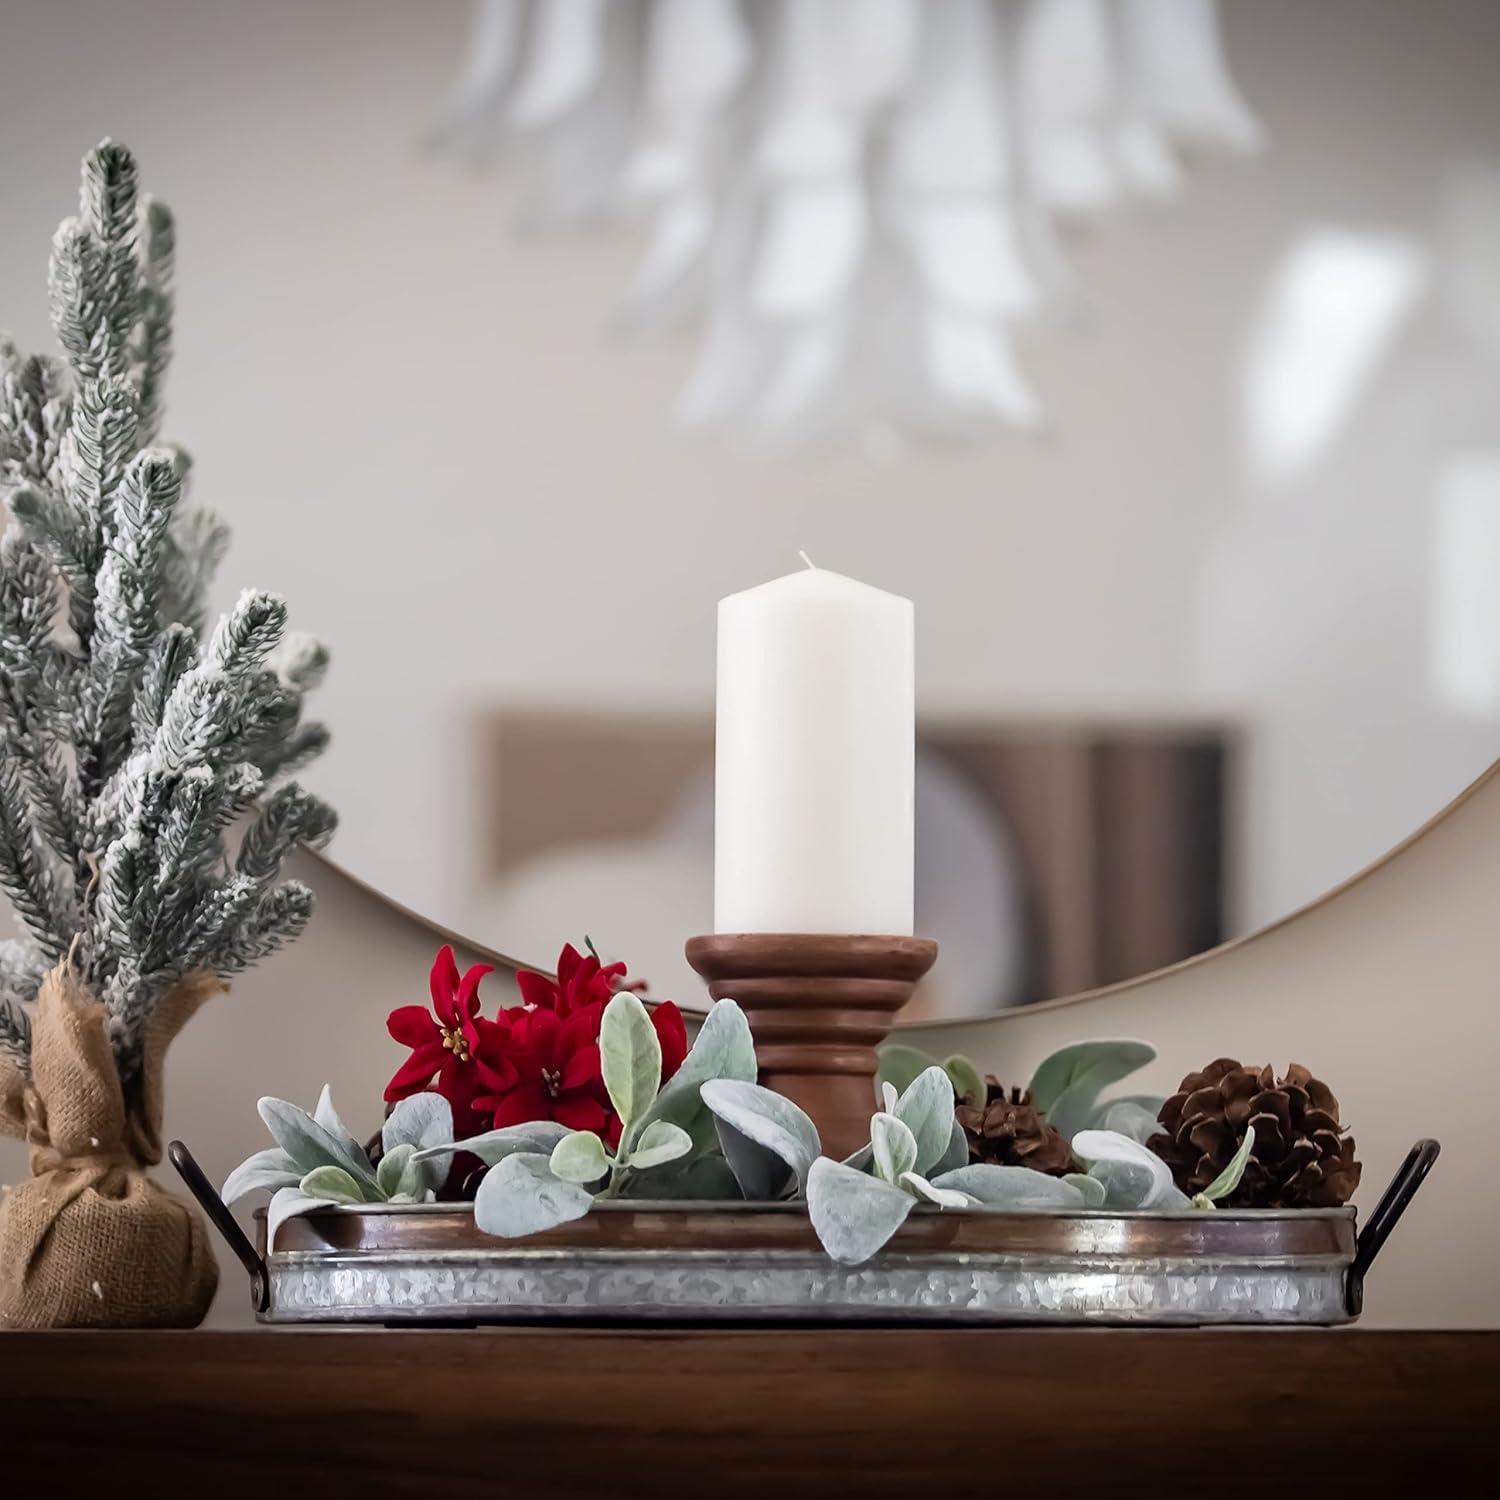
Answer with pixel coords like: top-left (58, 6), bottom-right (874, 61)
top-left (516, 941), bottom-right (626, 1017)
top-left (650, 1000), bottom-right (688, 1082)
top-left (474, 1002), bottom-right (616, 1143)
top-left (472, 943), bottom-right (689, 1147)
top-left (384, 945), bottom-right (494, 1130)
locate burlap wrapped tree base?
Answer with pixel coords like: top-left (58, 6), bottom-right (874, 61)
top-left (0, 961), bottom-right (222, 1328)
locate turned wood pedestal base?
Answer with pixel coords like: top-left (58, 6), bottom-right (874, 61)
top-left (685, 933), bottom-right (939, 1159)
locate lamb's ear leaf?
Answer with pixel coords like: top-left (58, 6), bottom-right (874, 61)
top-left (1028, 1041), bottom-right (1156, 1140)
top-left (415, 1120), bottom-right (570, 1167)
top-left (626, 1120), bottom-right (693, 1172)
top-left (1089, 1098), bottom-right (1163, 1145)
top-left (1193, 1125), bottom-right (1257, 1208)
top-left (899, 1170), bottom-right (972, 1208)
top-left (870, 1112), bottom-right (919, 1186)
top-left (1071, 1129), bottom-right (1187, 1210)
top-left (297, 1165), bottom-right (368, 1205)
top-left (312, 1085), bottom-right (355, 1143)
top-left (375, 1144), bottom-right (424, 1200)
top-left (894, 1066), bottom-right (956, 1174)
top-left (806, 1157), bottom-right (914, 1265)
top-left (258, 1097), bottom-right (377, 1187)
top-left (933, 1115), bottom-right (969, 1176)
top-left (600, 991), bottom-right (662, 1141)
top-left (473, 1153), bottom-right (594, 1238)
top-left (222, 1146), bottom-right (300, 1204)
top-left (942, 1054), bottom-right (986, 1107)
top-left (932, 1164), bottom-right (1088, 1209)
top-left (627, 1152), bottom-right (745, 1201)
top-left (875, 1043), bottom-right (937, 1099)
top-left (1063, 1171), bottom-right (1108, 1207)
top-left (701, 1078), bottom-right (820, 1191)
top-left (267, 1187), bottom-right (339, 1250)
top-left (637, 998), bottom-right (758, 1140)
top-left (713, 1115), bottom-right (796, 1201)
top-left (383, 1092), bottom-right (455, 1156)
top-left (550, 1130), bottom-right (611, 1185)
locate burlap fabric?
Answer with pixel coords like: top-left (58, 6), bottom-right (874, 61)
top-left (0, 959), bottom-right (222, 1328)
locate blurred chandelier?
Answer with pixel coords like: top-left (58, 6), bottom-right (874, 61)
top-left (433, 0), bottom-right (1261, 443)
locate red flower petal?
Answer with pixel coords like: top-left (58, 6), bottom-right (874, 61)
top-left (455, 960), bottom-right (495, 1018)
top-left (560, 1040), bottom-right (602, 1093)
top-left (429, 944), bottom-right (462, 1025)
top-left (486, 1084), bottom-right (552, 1128)
top-left (556, 944), bottom-right (585, 987)
top-left (554, 1094), bottom-right (608, 1134)
top-left (387, 1005), bottom-right (437, 1047)
top-left (650, 1001), bottom-right (688, 1083)
top-left (384, 1046), bottom-right (442, 1101)
top-left (516, 969), bottom-right (559, 1011)
top-left (560, 1002), bottom-right (603, 1053)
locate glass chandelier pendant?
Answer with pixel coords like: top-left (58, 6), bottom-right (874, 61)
top-left (431, 0), bottom-right (1262, 444)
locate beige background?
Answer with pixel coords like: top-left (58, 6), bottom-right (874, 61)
top-left (1, 0), bottom-right (1497, 998)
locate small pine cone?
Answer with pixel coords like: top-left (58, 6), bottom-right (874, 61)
top-left (956, 1078), bottom-right (1076, 1176)
top-left (1148, 1059), bottom-right (1362, 1208)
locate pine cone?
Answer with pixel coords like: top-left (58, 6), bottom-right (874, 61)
top-left (1148, 1059), bottom-right (1361, 1208)
top-left (956, 1078), bottom-right (1076, 1176)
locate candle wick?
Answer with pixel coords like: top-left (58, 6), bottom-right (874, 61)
top-left (798, 550), bottom-right (816, 570)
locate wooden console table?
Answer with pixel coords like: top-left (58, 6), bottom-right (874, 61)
top-left (4, 1328), bottom-right (1493, 1492)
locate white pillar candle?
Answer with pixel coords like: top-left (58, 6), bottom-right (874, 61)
top-left (713, 559), bottom-right (914, 935)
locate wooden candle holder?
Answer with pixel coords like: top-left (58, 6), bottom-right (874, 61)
top-left (685, 934), bottom-right (939, 1160)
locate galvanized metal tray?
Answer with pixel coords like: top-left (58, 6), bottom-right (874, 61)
top-left (171, 1138), bottom-right (1437, 1328)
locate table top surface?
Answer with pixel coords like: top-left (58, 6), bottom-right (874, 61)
top-left (5, 1327), bottom-right (1493, 1493)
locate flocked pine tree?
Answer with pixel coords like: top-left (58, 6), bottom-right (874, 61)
top-left (0, 140), bottom-right (336, 1084)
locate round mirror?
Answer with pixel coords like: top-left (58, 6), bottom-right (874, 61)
top-left (3, 0), bottom-right (1496, 1018)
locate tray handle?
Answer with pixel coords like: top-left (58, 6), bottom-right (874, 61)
top-left (168, 1139), bottom-right (270, 1314)
top-left (1345, 1137), bottom-right (1440, 1317)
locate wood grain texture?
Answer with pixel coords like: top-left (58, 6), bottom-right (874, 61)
top-left (2, 1329), bottom-right (1492, 1492)
top-left (686, 934), bottom-right (938, 1158)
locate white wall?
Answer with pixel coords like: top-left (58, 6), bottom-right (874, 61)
top-left (1, 0), bottom-right (1496, 982)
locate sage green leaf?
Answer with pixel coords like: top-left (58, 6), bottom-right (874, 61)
top-left (473, 1152), bottom-right (594, 1238)
top-left (1193, 1124), bottom-right (1256, 1208)
top-left (713, 1115), bottom-right (796, 1201)
top-left (1027, 1040), bottom-right (1157, 1140)
top-left (1090, 1098), bottom-right (1163, 1145)
top-left (701, 1078), bottom-right (821, 1190)
top-left (875, 1042), bottom-right (938, 1099)
top-left (807, 1156), bottom-right (915, 1265)
top-left (894, 1066), bottom-right (956, 1174)
top-left (298, 1164), bottom-right (368, 1204)
top-left (600, 991), bottom-right (662, 1138)
top-left (267, 1187), bottom-right (339, 1249)
top-left (871, 1111), bottom-right (919, 1186)
top-left (637, 998), bottom-right (757, 1142)
top-left (375, 1143), bottom-right (426, 1201)
top-left (415, 1120), bottom-right (570, 1168)
top-left (259, 1096), bottom-right (378, 1188)
top-left (899, 1170), bottom-right (971, 1208)
top-left (942, 1054), bottom-right (986, 1107)
top-left (549, 1130), bottom-right (610, 1185)
top-left (383, 1091), bottom-right (455, 1156)
top-left (1071, 1129), bottom-right (1189, 1210)
top-left (312, 1085), bottom-right (354, 1144)
top-left (222, 1146), bottom-right (300, 1205)
top-left (628, 1120), bottom-right (693, 1171)
top-left (934, 1116), bottom-right (969, 1176)
top-left (626, 1153), bottom-right (744, 1202)
top-left (932, 1164), bottom-right (1088, 1209)
top-left (1063, 1171), bottom-right (1108, 1207)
